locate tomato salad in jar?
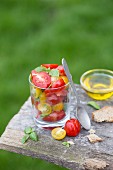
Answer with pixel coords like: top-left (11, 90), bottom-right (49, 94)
top-left (29, 64), bottom-right (71, 128)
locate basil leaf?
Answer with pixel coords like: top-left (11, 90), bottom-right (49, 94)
top-left (35, 66), bottom-right (50, 73)
top-left (88, 101), bottom-right (100, 110)
top-left (49, 69), bottom-right (59, 77)
top-left (62, 142), bottom-right (68, 146)
top-left (31, 128), bottom-right (35, 132)
top-left (24, 127), bottom-right (32, 134)
top-left (62, 142), bottom-right (70, 147)
top-left (21, 134), bottom-right (29, 144)
top-left (66, 143), bottom-right (70, 147)
top-left (35, 66), bottom-right (46, 72)
top-left (29, 132), bottom-right (38, 141)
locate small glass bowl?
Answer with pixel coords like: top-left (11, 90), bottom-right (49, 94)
top-left (80, 69), bottom-right (113, 100)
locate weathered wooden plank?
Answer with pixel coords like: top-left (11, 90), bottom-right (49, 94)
top-left (0, 85), bottom-right (113, 170)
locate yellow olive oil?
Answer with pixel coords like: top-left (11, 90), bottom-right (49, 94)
top-left (83, 73), bottom-right (113, 100)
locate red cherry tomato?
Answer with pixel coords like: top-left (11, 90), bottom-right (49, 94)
top-left (43, 110), bottom-right (66, 122)
top-left (32, 72), bottom-right (51, 88)
top-left (51, 78), bottom-right (65, 88)
top-left (46, 93), bottom-right (62, 105)
top-left (64, 118), bottom-right (81, 137)
top-left (31, 70), bottom-right (38, 78)
top-left (57, 65), bottom-right (66, 76)
top-left (41, 64), bottom-right (58, 69)
top-left (56, 89), bottom-right (68, 97)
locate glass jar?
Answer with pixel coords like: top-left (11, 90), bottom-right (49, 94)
top-left (29, 75), bottom-right (71, 128)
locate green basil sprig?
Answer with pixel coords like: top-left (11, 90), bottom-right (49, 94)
top-left (35, 66), bottom-right (59, 77)
top-left (22, 127), bottom-right (38, 144)
top-left (87, 101), bottom-right (100, 110)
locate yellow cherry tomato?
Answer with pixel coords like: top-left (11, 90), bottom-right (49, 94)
top-left (38, 103), bottom-right (52, 115)
top-left (51, 127), bottom-right (66, 140)
top-left (35, 88), bottom-right (42, 98)
top-left (52, 102), bottom-right (64, 111)
top-left (59, 76), bottom-right (69, 84)
top-left (39, 92), bottom-right (46, 103)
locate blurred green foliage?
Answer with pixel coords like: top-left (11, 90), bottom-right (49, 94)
top-left (0, 0), bottom-right (113, 169)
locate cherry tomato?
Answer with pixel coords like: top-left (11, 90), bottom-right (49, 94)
top-left (31, 70), bottom-right (38, 78)
top-left (32, 72), bottom-right (51, 88)
top-left (57, 65), bottom-right (66, 76)
top-left (52, 102), bottom-right (64, 111)
top-left (39, 92), bottom-right (46, 103)
top-left (51, 78), bottom-right (65, 88)
top-left (51, 127), bottom-right (66, 140)
top-left (64, 118), bottom-right (81, 137)
top-left (45, 86), bottom-right (64, 94)
top-left (56, 89), bottom-right (68, 97)
top-left (38, 103), bottom-right (52, 115)
top-left (46, 93), bottom-right (62, 105)
top-left (59, 76), bottom-right (69, 84)
top-left (35, 88), bottom-right (42, 98)
top-left (43, 110), bottom-right (66, 122)
top-left (41, 64), bottom-right (58, 69)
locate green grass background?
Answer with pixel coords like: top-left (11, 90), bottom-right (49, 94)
top-left (0, 0), bottom-right (113, 169)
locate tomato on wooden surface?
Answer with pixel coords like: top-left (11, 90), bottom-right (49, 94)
top-left (64, 118), bottom-right (81, 137)
top-left (57, 65), bottom-right (66, 76)
top-left (51, 78), bottom-right (65, 88)
top-left (32, 72), bottom-right (51, 88)
top-left (43, 110), bottom-right (65, 122)
top-left (51, 127), bottom-right (66, 140)
top-left (41, 64), bottom-right (58, 69)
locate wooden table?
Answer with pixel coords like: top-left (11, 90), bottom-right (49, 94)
top-left (0, 85), bottom-right (113, 170)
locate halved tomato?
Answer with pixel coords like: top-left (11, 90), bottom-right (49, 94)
top-left (31, 70), bottom-right (38, 79)
top-left (51, 127), bottom-right (66, 140)
top-left (39, 92), bottom-right (46, 103)
top-left (52, 102), bottom-right (64, 111)
top-left (38, 103), bottom-right (52, 115)
top-left (51, 78), bottom-right (65, 88)
top-left (43, 110), bottom-right (66, 122)
top-left (41, 64), bottom-right (58, 69)
top-left (32, 72), bottom-right (51, 88)
top-left (56, 89), bottom-right (68, 97)
top-left (57, 65), bottom-right (66, 76)
top-left (46, 93), bottom-right (62, 105)
top-left (59, 76), bottom-right (68, 84)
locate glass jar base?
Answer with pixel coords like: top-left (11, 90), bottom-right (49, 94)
top-left (33, 114), bottom-right (70, 129)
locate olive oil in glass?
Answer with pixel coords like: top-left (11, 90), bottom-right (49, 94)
top-left (81, 70), bottom-right (113, 100)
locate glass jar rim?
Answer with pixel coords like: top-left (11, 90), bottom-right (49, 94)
top-left (29, 74), bottom-right (70, 90)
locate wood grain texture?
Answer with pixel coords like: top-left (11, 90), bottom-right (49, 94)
top-left (1, 85), bottom-right (113, 170)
